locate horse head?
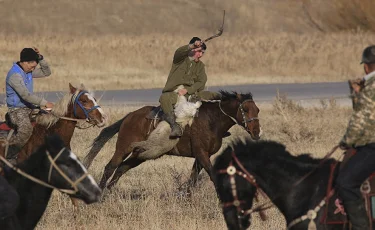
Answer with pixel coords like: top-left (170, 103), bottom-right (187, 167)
top-left (42, 134), bottom-right (102, 204)
top-left (220, 91), bottom-right (261, 140)
top-left (214, 141), bottom-right (257, 230)
top-left (69, 83), bottom-right (107, 127)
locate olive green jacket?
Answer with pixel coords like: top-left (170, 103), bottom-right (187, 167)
top-left (162, 45), bottom-right (207, 94)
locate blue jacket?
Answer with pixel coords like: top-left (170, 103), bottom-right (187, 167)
top-left (6, 63), bottom-right (33, 108)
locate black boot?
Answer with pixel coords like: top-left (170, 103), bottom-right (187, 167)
top-left (164, 112), bottom-right (182, 138)
top-left (344, 199), bottom-right (370, 230)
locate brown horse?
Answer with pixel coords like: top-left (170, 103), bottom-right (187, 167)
top-left (0, 83), bottom-right (107, 162)
top-left (83, 91), bottom-right (261, 190)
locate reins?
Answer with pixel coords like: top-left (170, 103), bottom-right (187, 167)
top-left (203, 99), bottom-right (259, 132)
top-left (0, 147), bottom-right (88, 195)
top-left (40, 89), bottom-right (101, 129)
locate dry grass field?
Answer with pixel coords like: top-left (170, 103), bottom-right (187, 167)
top-left (0, 96), bottom-right (350, 230)
top-left (0, 0), bottom-right (374, 92)
top-left (0, 0), bottom-right (372, 229)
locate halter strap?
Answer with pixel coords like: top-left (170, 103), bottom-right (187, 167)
top-left (218, 151), bottom-right (268, 221)
top-left (72, 91), bottom-right (101, 120)
top-left (0, 148), bottom-right (89, 195)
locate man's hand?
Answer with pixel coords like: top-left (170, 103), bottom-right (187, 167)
top-left (349, 78), bottom-right (365, 94)
top-left (178, 88), bottom-right (188, 96)
top-left (45, 102), bottom-right (54, 109)
top-left (33, 47), bottom-right (43, 60)
top-left (193, 40), bottom-right (202, 48)
top-left (189, 40), bottom-right (204, 51)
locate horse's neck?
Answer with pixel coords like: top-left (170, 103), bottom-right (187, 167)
top-left (51, 119), bottom-right (77, 146)
top-left (10, 157), bottom-right (53, 229)
top-left (208, 101), bottom-right (238, 135)
top-left (17, 181), bottom-right (53, 229)
top-left (246, 157), bottom-right (333, 223)
top-left (50, 106), bottom-right (77, 146)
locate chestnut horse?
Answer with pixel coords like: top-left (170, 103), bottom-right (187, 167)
top-left (83, 91), bottom-right (261, 190)
top-left (0, 83), bottom-right (107, 163)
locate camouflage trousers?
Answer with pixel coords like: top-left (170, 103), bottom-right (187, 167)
top-left (7, 107), bottom-right (33, 147)
top-left (159, 91), bottom-right (221, 114)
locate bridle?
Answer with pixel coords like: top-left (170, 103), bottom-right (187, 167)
top-left (47, 90), bottom-right (102, 128)
top-left (0, 147), bottom-right (89, 195)
top-left (218, 151), bottom-right (268, 228)
top-left (71, 90), bottom-right (101, 122)
top-left (218, 145), bottom-right (341, 230)
top-left (217, 99), bottom-right (259, 132)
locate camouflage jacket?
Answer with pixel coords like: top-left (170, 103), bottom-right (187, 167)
top-left (162, 45), bottom-right (207, 95)
top-left (342, 71), bottom-right (375, 147)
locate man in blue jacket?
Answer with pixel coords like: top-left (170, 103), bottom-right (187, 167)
top-left (5, 48), bottom-right (54, 158)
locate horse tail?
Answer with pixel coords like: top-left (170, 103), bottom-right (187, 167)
top-left (82, 115), bottom-right (127, 169)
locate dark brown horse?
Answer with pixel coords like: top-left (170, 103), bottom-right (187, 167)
top-left (83, 91), bottom-right (261, 190)
top-left (0, 83), bottom-right (107, 162)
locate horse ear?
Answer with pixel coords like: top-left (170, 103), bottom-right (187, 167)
top-left (236, 93), bottom-right (242, 101)
top-left (80, 83), bottom-right (86, 90)
top-left (69, 83), bottom-right (77, 94)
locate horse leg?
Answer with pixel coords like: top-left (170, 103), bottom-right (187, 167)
top-left (106, 157), bottom-right (145, 190)
top-left (187, 159), bottom-right (203, 187)
top-left (194, 151), bottom-right (215, 185)
top-left (99, 149), bottom-right (131, 189)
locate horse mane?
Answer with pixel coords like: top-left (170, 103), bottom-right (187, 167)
top-left (216, 138), bottom-right (335, 173)
top-left (36, 85), bottom-right (87, 127)
top-left (215, 90), bottom-right (253, 102)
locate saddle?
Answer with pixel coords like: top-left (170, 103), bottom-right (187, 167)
top-left (146, 106), bottom-right (164, 121)
top-left (321, 149), bottom-right (375, 225)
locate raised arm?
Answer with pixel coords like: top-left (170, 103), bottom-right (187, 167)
top-left (173, 45), bottom-right (192, 64)
top-left (32, 59), bottom-right (51, 78)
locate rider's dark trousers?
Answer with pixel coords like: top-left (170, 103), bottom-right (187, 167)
top-left (336, 143), bottom-right (375, 202)
top-left (0, 175), bottom-right (19, 219)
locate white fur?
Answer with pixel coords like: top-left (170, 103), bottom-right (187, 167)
top-left (68, 150), bottom-right (98, 187)
top-left (173, 85), bottom-right (202, 126)
top-left (130, 121), bottom-right (179, 160)
top-left (85, 93), bottom-right (107, 127)
top-left (130, 86), bottom-right (203, 160)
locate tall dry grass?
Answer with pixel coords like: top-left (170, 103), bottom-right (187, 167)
top-left (0, 97), bottom-right (349, 230)
top-left (0, 31), bottom-right (374, 92)
top-left (0, 0), bottom-right (375, 92)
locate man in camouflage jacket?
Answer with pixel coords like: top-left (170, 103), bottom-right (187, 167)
top-left (159, 37), bottom-right (220, 138)
top-left (337, 45), bottom-right (375, 230)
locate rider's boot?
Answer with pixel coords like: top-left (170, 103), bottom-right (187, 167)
top-left (164, 112), bottom-right (182, 138)
top-left (344, 199), bottom-right (370, 230)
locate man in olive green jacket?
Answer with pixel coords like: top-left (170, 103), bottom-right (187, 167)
top-left (160, 37), bottom-right (220, 138)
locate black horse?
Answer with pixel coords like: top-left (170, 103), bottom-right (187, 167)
top-left (0, 134), bottom-right (102, 230)
top-left (213, 138), bottom-right (351, 230)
